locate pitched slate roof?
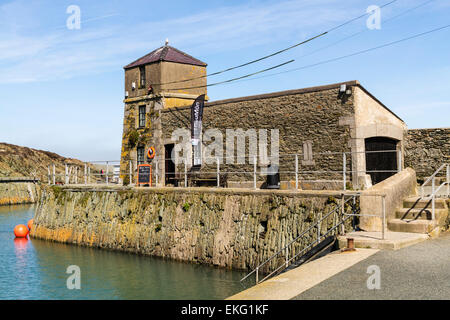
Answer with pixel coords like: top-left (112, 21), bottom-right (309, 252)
top-left (124, 45), bottom-right (207, 69)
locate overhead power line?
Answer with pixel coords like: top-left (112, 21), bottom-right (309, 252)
top-left (168, 59), bottom-right (295, 90)
top-left (154, 0), bottom-right (399, 87)
top-left (225, 23), bottom-right (450, 85)
top-left (153, 33), bottom-right (325, 87)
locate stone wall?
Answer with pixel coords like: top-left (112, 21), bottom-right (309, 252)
top-left (160, 83), bottom-right (357, 186)
top-left (405, 128), bottom-right (450, 180)
top-left (31, 186), bottom-right (354, 273)
top-left (0, 182), bottom-right (39, 205)
top-left (360, 168), bottom-right (417, 232)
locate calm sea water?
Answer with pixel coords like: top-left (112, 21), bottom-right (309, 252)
top-left (0, 205), bottom-right (246, 300)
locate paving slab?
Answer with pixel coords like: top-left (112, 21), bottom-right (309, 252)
top-left (338, 231), bottom-right (429, 250)
top-left (226, 248), bottom-right (378, 300)
top-left (295, 231), bottom-right (450, 300)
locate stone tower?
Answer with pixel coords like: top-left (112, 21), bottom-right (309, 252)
top-left (120, 43), bottom-right (207, 184)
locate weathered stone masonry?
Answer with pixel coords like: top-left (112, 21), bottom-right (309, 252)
top-left (158, 82), bottom-right (407, 189)
top-left (405, 128), bottom-right (450, 180)
top-left (119, 44), bottom-right (409, 189)
top-left (31, 186), bottom-right (354, 272)
top-left (0, 182), bottom-right (39, 205)
top-left (161, 85), bottom-right (355, 184)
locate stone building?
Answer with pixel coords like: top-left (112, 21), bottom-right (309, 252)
top-left (120, 44), bottom-right (446, 189)
top-left (120, 43), bottom-right (207, 183)
top-left (404, 127), bottom-right (450, 181)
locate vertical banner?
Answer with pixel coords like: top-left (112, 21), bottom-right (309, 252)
top-left (191, 94), bottom-right (205, 167)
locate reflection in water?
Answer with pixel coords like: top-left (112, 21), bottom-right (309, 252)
top-left (0, 205), bottom-right (246, 300)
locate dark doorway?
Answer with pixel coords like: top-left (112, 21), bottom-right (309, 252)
top-left (365, 137), bottom-right (398, 185)
top-left (165, 144), bottom-right (176, 186)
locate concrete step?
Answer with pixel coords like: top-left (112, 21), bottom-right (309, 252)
top-left (395, 208), bottom-right (448, 221)
top-left (338, 231), bottom-right (428, 250)
top-left (403, 197), bottom-right (447, 209)
top-left (388, 219), bottom-right (436, 234)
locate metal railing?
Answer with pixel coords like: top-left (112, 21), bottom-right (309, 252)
top-left (45, 149), bottom-right (404, 190)
top-left (46, 161), bottom-right (132, 186)
top-left (240, 192), bottom-right (387, 286)
top-left (420, 163), bottom-right (449, 220)
top-left (153, 149), bottom-right (402, 190)
top-left (240, 194), bottom-right (356, 285)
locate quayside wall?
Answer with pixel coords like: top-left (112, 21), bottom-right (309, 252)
top-left (31, 186), bottom-right (354, 272)
top-left (0, 181), bottom-right (39, 205)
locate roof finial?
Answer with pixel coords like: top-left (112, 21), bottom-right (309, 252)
top-left (165, 38), bottom-right (169, 46)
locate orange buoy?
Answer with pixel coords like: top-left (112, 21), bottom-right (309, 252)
top-left (27, 219), bottom-right (34, 230)
top-left (14, 224), bottom-right (29, 238)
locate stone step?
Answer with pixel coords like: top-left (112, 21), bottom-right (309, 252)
top-left (395, 208), bottom-right (448, 221)
top-left (403, 197), bottom-right (447, 209)
top-left (388, 219), bottom-right (436, 234)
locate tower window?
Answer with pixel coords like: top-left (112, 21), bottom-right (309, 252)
top-left (137, 146), bottom-right (145, 165)
top-left (139, 105), bottom-right (146, 128)
top-left (139, 66), bottom-right (146, 88)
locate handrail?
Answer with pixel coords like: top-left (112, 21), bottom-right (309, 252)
top-left (240, 194), bottom-right (357, 285)
top-left (420, 163), bottom-right (449, 221)
top-left (258, 214), bottom-right (353, 284)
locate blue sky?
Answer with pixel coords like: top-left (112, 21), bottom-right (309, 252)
top-left (0, 0), bottom-right (449, 161)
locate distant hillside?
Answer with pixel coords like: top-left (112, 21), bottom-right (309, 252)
top-left (0, 143), bottom-right (86, 181)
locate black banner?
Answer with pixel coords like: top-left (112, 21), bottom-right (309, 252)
top-left (191, 94), bottom-right (205, 167)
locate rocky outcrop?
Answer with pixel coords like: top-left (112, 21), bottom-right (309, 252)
top-left (0, 142), bottom-right (89, 183)
top-left (31, 186), bottom-right (354, 272)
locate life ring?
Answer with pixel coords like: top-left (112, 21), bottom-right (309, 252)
top-left (147, 146), bottom-right (156, 159)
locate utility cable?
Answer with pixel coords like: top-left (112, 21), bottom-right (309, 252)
top-left (153, 0), bottom-right (399, 86)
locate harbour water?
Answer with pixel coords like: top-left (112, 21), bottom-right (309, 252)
top-left (0, 205), bottom-right (246, 300)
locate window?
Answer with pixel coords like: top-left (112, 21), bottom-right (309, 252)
top-left (139, 66), bottom-right (146, 88)
top-left (137, 146), bottom-right (145, 165)
top-left (139, 105), bottom-right (146, 128)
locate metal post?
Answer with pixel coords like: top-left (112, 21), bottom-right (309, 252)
top-left (382, 195), bottom-right (386, 240)
top-left (216, 157), bottom-right (220, 188)
top-left (129, 160), bottom-right (132, 185)
top-left (155, 160), bottom-right (158, 186)
top-left (340, 194), bottom-right (345, 235)
top-left (256, 267), bottom-right (259, 284)
top-left (317, 215), bottom-right (321, 239)
top-left (432, 177), bottom-right (435, 221)
top-left (343, 152), bottom-right (347, 191)
top-left (295, 154), bottom-right (298, 190)
top-left (88, 166), bottom-right (91, 184)
top-left (53, 164), bottom-right (56, 185)
top-left (75, 167), bottom-right (78, 184)
top-left (84, 163), bottom-right (87, 185)
top-left (447, 164), bottom-right (449, 197)
top-left (285, 246), bottom-right (289, 268)
top-left (253, 155), bottom-right (257, 190)
top-left (47, 166), bottom-right (51, 185)
top-left (106, 161), bottom-right (109, 185)
top-left (65, 164), bottom-right (68, 185)
top-left (184, 162), bottom-right (187, 188)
